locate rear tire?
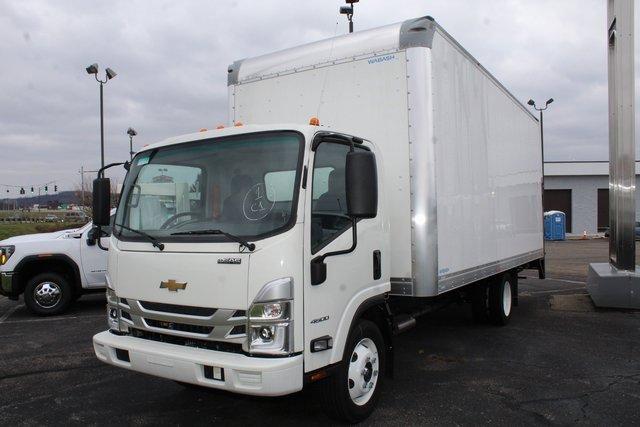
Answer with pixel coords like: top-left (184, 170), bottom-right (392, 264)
top-left (488, 274), bottom-right (514, 326)
top-left (320, 319), bottom-right (386, 423)
top-left (470, 283), bottom-right (489, 323)
top-left (24, 272), bottom-right (73, 316)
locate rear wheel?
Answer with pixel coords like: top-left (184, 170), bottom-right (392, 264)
top-left (24, 272), bottom-right (73, 316)
top-left (320, 319), bottom-right (385, 423)
top-left (488, 274), bottom-right (514, 326)
top-left (470, 283), bottom-right (489, 323)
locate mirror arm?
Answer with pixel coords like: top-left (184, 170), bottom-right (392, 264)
top-left (96, 226), bottom-right (109, 251)
top-left (98, 161), bottom-right (129, 178)
top-left (312, 218), bottom-right (358, 263)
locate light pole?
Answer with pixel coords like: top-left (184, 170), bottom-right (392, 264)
top-left (527, 98), bottom-right (554, 176)
top-left (528, 98), bottom-right (553, 245)
top-left (339, 0), bottom-right (359, 33)
top-left (127, 127), bottom-right (137, 161)
top-left (86, 63), bottom-right (117, 170)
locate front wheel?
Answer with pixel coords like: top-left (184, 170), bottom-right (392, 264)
top-left (320, 319), bottom-right (386, 423)
top-left (24, 273), bottom-right (73, 316)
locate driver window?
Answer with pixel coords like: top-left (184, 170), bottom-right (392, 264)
top-left (311, 142), bottom-right (354, 253)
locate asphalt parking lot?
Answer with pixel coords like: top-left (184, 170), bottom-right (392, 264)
top-left (1, 240), bottom-right (639, 425)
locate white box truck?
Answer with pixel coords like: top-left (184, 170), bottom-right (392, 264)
top-left (92, 16), bottom-right (543, 422)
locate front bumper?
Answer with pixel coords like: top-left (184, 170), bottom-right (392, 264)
top-left (93, 331), bottom-right (303, 396)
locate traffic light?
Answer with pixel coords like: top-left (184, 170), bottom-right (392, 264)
top-left (30, 187), bottom-right (34, 193)
top-left (44, 186), bottom-right (48, 192)
top-left (54, 185), bottom-right (58, 192)
top-left (20, 188), bottom-right (25, 195)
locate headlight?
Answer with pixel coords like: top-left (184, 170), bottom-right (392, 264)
top-left (106, 288), bottom-right (128, 333)
top-left (0, 246), bottom-right (15, 266)
top-left (246, 277), bottom-right (294, 356)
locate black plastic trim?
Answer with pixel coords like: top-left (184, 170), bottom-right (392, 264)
top-left (11, 254), bottom-right (82, 295)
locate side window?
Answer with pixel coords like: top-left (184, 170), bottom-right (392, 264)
top-left (311, 142), bottom-right (365, 253)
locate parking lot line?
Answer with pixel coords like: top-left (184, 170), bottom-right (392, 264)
top-left (2, 314), bottom-right (105, 324)
top-left (0, 305), bottom-right (19, 324)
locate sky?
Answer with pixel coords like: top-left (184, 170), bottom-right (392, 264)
top-left (0, 0), bottom-right (638, 195)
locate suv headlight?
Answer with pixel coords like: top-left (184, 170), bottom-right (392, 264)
top-left (246, 277), bottom-right (294, 356)
top-left (0, 246), bottom-right (15, 266)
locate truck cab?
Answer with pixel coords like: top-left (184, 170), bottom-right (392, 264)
top-left (93, 124), bottom-right (390, 421)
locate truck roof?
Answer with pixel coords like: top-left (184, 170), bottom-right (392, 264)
top-left (228, 15), bottom-right (537, 121)
top-left (140, 124), bottom-right (319, 152)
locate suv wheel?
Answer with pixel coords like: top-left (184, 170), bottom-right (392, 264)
top-left (24, 273), bottom-right (73, 316)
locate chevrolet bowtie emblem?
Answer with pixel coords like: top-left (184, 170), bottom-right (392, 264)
top-left (160, 279), bottom-right (187, 292)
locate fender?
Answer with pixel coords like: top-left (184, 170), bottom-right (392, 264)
top-left (328, 282), bottom-right (391, 365)
top-left (12, 254), bottom-right (82, 294)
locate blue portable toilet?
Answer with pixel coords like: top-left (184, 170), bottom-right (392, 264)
top-left (544, 211), bottom-right (566, 241)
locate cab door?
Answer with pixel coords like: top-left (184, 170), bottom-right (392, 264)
top-left (303, 137), bottom-right (388, 372)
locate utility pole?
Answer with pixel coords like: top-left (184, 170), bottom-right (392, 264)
top-left (79, 166), bottom-right (99, 208)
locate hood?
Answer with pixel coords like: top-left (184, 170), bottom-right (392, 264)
top-left (113, 248), bottom-right (249, 310)
top-left (0, 228), bottom-right (80, 245)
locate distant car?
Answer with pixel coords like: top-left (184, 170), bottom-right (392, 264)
top-left (44, 214), bottom-right (59, 222)
top-left (603, 222), bottom-right (640, 239)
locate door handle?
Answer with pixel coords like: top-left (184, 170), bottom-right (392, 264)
top-left (373, 250), bottom-right (381, 280)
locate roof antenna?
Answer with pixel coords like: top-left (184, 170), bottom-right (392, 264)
top-left (339, 0), bottom-right (359, 33)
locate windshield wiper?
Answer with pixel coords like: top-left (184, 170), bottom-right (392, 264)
top-left (171, 229), bottom-right (255, 251)
top-left (115, 223), bottom-right (165, 251)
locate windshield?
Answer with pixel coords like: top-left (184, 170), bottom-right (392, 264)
top-left (114, 131), bottom-right (304, 243)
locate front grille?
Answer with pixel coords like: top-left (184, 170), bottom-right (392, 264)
top-left (144, 318), bottom-right (213, 335)
top-left (121, 310), bottom-right (132, 321)
top-left (139, 301), bottom-right (217, 317)
top-left (129, 328), bottom-right (244, 354)
top-left (229, 324), bottom-right (246, 335)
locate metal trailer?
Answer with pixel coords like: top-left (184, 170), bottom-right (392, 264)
top-left (228, 16), bottom-right (544, 301)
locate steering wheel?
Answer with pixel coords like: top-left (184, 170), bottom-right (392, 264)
top-left (313, 211), bottom-right (353, 230)
top-left (160, 212), bottom-right (203, 230)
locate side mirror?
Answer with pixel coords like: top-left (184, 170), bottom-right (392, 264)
top-left (92, 178), bottom-right (111, 226)
top-left (346, 150), bottom-right (378, 218)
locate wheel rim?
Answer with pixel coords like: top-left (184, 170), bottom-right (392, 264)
top-left (347, 337), bottom-right (379, 406)
top-left (502, 280), bottom-right (512, 316)
top-left (33, 282), bottom-right (62, 308)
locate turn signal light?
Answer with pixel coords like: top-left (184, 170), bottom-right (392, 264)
top-left (199, 128), bottom-right (208, 132)
top-left (216, 124), bottom-right (225, 129)
top-left (309, 117), bottom-right (320, 126)
top-left (234, 122), bottom-right (243, 127)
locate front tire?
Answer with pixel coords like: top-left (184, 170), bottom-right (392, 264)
top-left (320, 319), bottom-right (386, 423)
top-left (24, 272), bottom-right (73, 316)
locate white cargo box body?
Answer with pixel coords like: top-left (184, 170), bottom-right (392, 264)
top-left (228, 16), bottom-right (543, 297)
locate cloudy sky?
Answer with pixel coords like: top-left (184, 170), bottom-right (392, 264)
top-left (0, 0), bottom-right (638, 195)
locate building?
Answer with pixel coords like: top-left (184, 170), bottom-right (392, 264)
top-left (544, 161), bottom-right (640, 235)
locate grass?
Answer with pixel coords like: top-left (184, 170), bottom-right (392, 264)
top-left (0, 222), bottom-right (86, 241)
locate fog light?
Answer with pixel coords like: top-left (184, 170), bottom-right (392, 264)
top-left (259, 326), bottom-right (274, 341)
top-left (109, 308), bottom-right (118, 319)
top-left (311, 336), bottom-right (333, 353)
